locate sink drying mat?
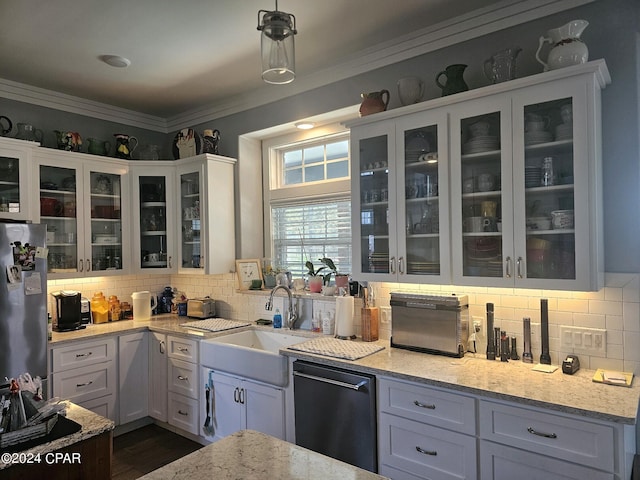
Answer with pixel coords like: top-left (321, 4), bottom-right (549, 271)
top-left (290, 337), bottom-right (384, 361)
top-left (181, 318), bottom-right (251, 332)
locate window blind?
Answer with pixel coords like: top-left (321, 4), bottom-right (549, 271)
top-left (271, 199), bottom-right (352, 278)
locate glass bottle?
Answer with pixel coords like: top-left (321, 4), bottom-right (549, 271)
top-left (541, 156), bottom-right (554, 186)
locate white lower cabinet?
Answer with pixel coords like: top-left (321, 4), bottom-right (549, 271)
top-left (209, 371), bottom-right (285, 441)
top-left (118, 332), bottom-right (149, 424)
top-left (479, 441), bottom-right (613, 480)
top-left (378, 377), bottom-right (477, 480)
top-left (166, 335), bottom-right (200, 435)
top-left (149, 332), bottom-right (168, 422)
top-left (50, 337), bottom-right (118, 423)
top-left (479, 400), bottom-right (625, 480)
top-left (377, 377), bottom-right (633, 480)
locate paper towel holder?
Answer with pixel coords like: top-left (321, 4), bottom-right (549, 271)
top-left (334, 294), bottom-right (356, 340)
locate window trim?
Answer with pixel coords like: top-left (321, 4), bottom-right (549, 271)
top-left (262, 123), bottom-right (350, 260)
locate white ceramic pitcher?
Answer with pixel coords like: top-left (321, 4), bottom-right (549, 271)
top-left (535, 20), bottom-right (589, 71)
top-left (132, 291), bottom-right (157, 321)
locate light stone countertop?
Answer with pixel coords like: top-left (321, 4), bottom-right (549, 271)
top-left (281, 341), bottom-right (640, 424)
top-left (0, 401), bottom-right (115, 470)
top-left (138, 429), bottom-right (388, 480)
top-left (49, 317), bottom-right (640, 424)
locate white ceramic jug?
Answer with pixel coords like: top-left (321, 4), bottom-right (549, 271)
top-left (535, 20), bottom-right (589, 71)
top-left (132, 291), bottom-right (157, 321)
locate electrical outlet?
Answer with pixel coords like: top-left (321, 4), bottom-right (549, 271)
top-left (379, 306), bottom-right (391, 324)
top-left (472, 316), bottom-right (482, 333)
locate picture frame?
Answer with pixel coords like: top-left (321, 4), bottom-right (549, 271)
top-left (235, 258), bottom-right (263, 290)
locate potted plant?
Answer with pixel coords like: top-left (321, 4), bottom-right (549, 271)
top-left (263, 264), bottom-right (277, 288)
top-left (305, 260), bottom-right (326, 293)
top-left (319, 257), bottom-right (350, 289)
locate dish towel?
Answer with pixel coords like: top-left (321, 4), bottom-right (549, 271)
top-left (289, 337), bottom-right (384, 361)
top-left (181, 318), bottom-right (251, 333)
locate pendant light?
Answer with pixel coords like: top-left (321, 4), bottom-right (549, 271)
top-left (257, 1), bottom-right (297, 84)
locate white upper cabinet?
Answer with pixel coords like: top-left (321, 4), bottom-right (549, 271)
top-left (0, 137), bottom-right (34, 221)
top-left (348, 60), bottom-right (609, 290)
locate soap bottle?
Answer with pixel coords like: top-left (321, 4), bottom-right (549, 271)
top-left (273, 308), bottom-right (282, 329)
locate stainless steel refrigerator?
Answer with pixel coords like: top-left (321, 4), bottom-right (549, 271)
top-left (0, 223), bottom-right (47, 392)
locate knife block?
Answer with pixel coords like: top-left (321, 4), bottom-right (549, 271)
top-left (361, 306), bottom-right (379, 342)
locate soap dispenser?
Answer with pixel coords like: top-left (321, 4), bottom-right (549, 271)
top-left (273, 308), bottom-right (282, 329)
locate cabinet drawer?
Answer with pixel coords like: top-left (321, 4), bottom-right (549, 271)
top-left (51, 337), bottom-right (116, 372)
top-left (378, 377), bottom-right (476, 435)
top-left (480, 440), bottom-right (613, 480)
top-left (81, 394), bottom-right (117, 424)
top-left (52, 361), bottom-right (116, 404)
top-left (167, 335), bottom-right (198, 362)
top-left (379, 412), bottom-right (477, 480)
top-left (168, 392), bottom-right (199, 435)
top-left (479, 400), bottom-right (615, 471)
top-left (168, 358), bottom-right (198, 399)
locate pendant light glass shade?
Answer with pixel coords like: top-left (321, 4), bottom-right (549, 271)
top-left (258, 7), bottom-right (297, 84)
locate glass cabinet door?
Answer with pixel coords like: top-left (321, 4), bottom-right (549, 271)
top-left (89, 171), bottom-right (123, 272)
top-left (179, 171), bottom-right (202, 269)
top-left (457, 110), bottom-right (507, 280)
top-left (401, 122), bottom-right (443, 279)
top-left (138, 176), bottom-right (168, 269)
top-left (356, 133), bottom-right (392, 277)
top-left (0, 143), bottom-right (31, 221)
top-left (521, 97), bottom-right (576, 281)
top-left (40, 165), bottom-right (80, 274)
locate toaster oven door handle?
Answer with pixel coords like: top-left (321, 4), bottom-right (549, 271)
top-left (405, 302), bottom-right (437, 309)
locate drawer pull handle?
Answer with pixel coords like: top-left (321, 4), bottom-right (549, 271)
top-left (416, 446), bottom-right (437, 456)
top-left (76, 381), bottom-right (93, 387)
top-left (414, 400), bottom-right (436, 409)
top-left (178, 347), bottom-right (189, 353)
top-left (177, 375), bottom-right (189, 381)
top-left (527, 427), bottom-right (557, 439)
top-left (75, 352), bottom-right (93, 358)
top-left (178, 410), bottom-right (188, 416)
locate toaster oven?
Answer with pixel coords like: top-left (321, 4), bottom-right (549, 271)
top-left (187, 298), bottom-right (216, 319)
top-left (390, 293), bottom-right (469, 358)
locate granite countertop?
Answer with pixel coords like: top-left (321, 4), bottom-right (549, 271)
top-left (0, 401), bottom-right (115, 470)
top-left (49, 318), bottom-right (640, 425)
top-left (139, 429), bottom-right (388, 480)
top-left (281, 342), bottom-right (640, 425)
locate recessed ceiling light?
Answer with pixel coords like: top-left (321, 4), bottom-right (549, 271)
top-left (295, 122), bottom-right (315, 130)
top-left (100, 55), bottom-right (131, 68)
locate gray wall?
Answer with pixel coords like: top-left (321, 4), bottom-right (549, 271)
top-left (1, 0), bottom-right (638, 274)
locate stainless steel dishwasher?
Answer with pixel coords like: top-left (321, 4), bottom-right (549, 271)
top-left (293, 360), bottom-right (377, 472)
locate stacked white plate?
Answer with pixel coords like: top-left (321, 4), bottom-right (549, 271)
top-left (555, 123), bottom-right (573, 140)
top-left (462, 135), bottom-right (499, 154)
top-left (525, 130), bottom-right (553, 145)
top-left (525, 165), bottom-right (541, 187)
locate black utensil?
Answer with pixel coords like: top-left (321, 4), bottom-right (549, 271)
top-left (522, 317), bottom-right (533, 363)
top-left (486, 303), bottom-right (495, 360)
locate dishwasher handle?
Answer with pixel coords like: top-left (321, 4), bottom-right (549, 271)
top-left (293, 371), bottom-right (368, 391)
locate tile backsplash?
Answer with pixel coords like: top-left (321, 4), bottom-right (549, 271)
top-left (49, 272), bottom-right (640, 374)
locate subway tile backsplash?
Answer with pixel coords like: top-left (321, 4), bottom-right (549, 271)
top-left (49, 272), bottom-right (640, 374)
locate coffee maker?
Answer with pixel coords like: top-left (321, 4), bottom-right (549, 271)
top-left (51, 291), bottom-right (85, 331)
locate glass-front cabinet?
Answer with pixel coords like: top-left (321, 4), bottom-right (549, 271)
top-left (0, 138), bottom-right (33, 221)
top-left (451, 75), bottom-right (601, 290)
top-left (131, 165), bottom-right (176, 273)
top-left (348, 60), bottom-right (608, 291)
top-left (34, 151), bottom-right (130, 277)
top-left (175, 155), bottom-right (236, 275)
top-left (350, 111), bottom-right (450, 283)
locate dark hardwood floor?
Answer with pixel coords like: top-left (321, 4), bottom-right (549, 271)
top-left (112, 424), bottom-right (202, 479)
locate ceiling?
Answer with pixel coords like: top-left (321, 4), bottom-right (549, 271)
top-left (0, 0), bottom-right (509, 119)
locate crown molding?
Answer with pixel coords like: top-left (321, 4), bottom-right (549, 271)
top-left (0, 0), bottom-right (594, 133)
top-left (0, 78), bottom-right (168, 132)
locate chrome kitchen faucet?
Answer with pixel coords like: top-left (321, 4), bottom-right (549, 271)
top-left (266, 285), bottom-right (299, 329)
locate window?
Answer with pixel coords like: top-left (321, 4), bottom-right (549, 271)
top-left (280, 138), bottom-right (349, 186)
top-left (264, 129), bottom-right (352, 279)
